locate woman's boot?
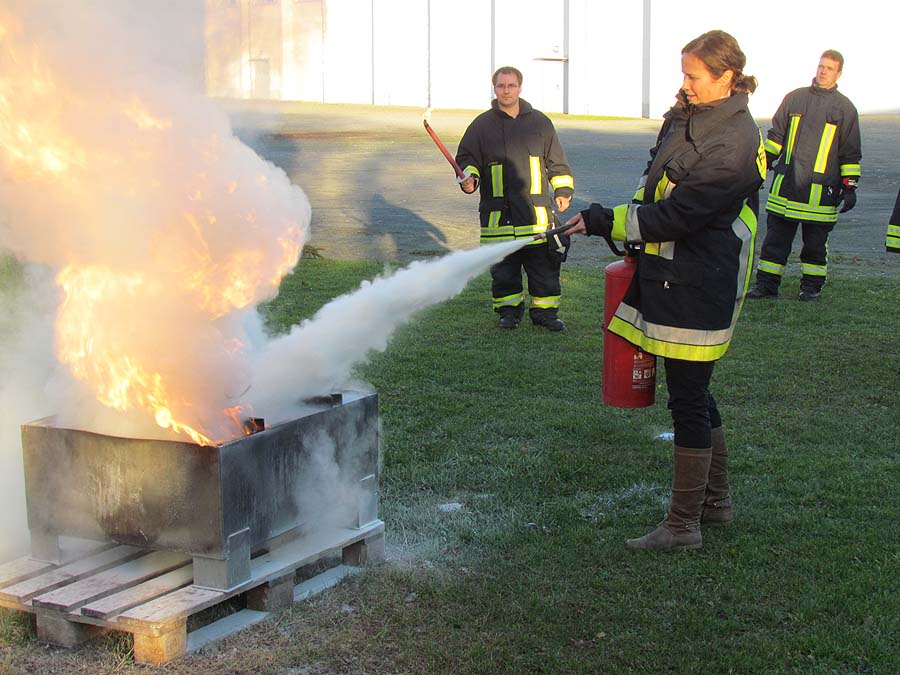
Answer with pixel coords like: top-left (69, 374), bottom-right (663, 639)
top-left (701, 426), bottom-right (734, 526)
top-left (625, 445), bottom-right (711, 551)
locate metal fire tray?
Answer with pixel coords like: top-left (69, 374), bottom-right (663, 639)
top-left (20, 391), bottom-right (379, 590)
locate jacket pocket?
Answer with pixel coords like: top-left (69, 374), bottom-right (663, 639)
top-left (639, 254), bottom-right (704, 287)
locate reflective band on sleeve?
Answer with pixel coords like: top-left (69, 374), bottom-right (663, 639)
top-left (840, 163), bottom-right (861, 177)
top-left (550, 174), bottom-right (574, 190)
top-left (813, 123), bottom-right (837, 173)
top-left (466, 165), bottom-right (480, 178)
top-left (644, 242), bottom-right (660, 255)
top-left (764, 137), bottom-right (783, 155)
top-left (491, 164), bottom-right (504, 198)
top-left (530, 156), bottom-right (543, 195)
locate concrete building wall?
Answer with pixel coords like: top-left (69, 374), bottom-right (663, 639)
top-left (205, 0), bottom-right (898, 117)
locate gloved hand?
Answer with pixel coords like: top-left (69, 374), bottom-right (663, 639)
top-left (839, 188), bottom-right (857, 213)
top-left (579, 203), bottom-right (625, 256)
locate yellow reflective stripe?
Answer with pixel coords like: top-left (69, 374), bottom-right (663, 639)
top-left (632, 186), bottom-right (645, 202)
top-left (491, 164), bottom-right (503, 197)
top-left (785, 114), bottom-right (801, 163)
top-left (644, 242), bottom-right (660, 255)
top-left (514, 223), bottom-right (547, 237)
top-left (758, 259), bottom-right (784, 275)
top-left (840, 163), bottom-right (861, 177)
top-left (809, 183), bottom-right (823, 206)
top-left (755, 130), bottom-right (767, 180)
top-left (813, 123), bottom-right (836, 173)
top-left (654, 173), bottom-right (671, 201)
top-left (529, 156), bottom-right (542, 195)
top-left (534, 206), bottom-right (549, 226)
top-left (765, 194), bottom-right (839, 223)
top-left (608, 315), bottom-right (730, 362)
top-left (550, 174), bottom-right (574, 190)
top-left (801, 262), bottom-right (827, 277)
top-left (771, 173), bottom-right (784, 197)
top-left (764, 138), bottom-right (783, 155)
top-left (492, 292), bottom-right (524, 309)
top-left (887, 224), bottom-right (900, 235)
top-left (531, 295), bottom-right (560, 309)
top-left (465, 165), bottom-right (480, 178)
top-left (487, 210), bottom-right (502, 228)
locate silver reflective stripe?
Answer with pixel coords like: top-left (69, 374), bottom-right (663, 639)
top-left (658, 241), bottom-right (675, 260)
top-left (625, 204), bottom-right (641, 241)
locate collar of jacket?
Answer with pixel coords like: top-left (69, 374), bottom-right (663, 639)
top-left (491, 97), bottom-right (534, 119)
top-left (809, 78), bottom-right (839, 94)
top-left (666, 92), bottom-right (749, 143)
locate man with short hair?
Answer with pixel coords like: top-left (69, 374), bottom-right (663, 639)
top-left (747, 50), bottom-right (862, 301)
top-left (456, 66), bottom-right (574, 330)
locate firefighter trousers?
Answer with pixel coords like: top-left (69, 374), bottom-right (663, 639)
top-left (664, 358), bottom-right (722, 449)
top-left (490, 243), bottom-right (561, 319)
top-left (755, 213), bottom-right (834, 292)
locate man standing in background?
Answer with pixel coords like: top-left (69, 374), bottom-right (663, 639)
top-left (747, 50), bottom-right (862, 301)
top-left (456, 66), bottom-right (575, 330)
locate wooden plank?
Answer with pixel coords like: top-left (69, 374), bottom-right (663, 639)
top-left (0, 546), bottom-right (144, 604)
top-left (117, 522), bottom-right (383, 635)
top-left (80, 565), bottom-right (194, 620)
top-left (133, 621), bottom-right (187, 665)
top-left (0, 557), bottom-right (54, 590)
top-left (117, 585), bottom-right (224, 635)
top-left (32, 551), bottom-right (190, 612)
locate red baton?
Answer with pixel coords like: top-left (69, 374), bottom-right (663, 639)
top-left (423, 118), bottom-right (467, 180)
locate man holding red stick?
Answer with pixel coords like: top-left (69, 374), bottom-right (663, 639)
top-left (455, 66), bottom-right (575, 331)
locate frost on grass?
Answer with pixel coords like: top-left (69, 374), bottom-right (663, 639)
top-left (578, 482), bottom-right (669, 523)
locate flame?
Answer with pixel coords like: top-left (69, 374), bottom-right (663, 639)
top-left (0, 8), bottom-right (308, 445)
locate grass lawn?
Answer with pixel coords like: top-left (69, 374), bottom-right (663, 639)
top-left (2, 258), bottom-right (898, 674)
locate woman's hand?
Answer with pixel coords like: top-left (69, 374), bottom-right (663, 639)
top-left (565, 212), bottom-right (587, 235)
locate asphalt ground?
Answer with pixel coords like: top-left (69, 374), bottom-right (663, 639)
top-left (224, 100), bottom-right (899, 278)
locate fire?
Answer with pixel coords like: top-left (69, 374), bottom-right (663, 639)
top-left (56, 266), bottom-right (216, 446)
top-left (0, 6), bottom-right (310, 445)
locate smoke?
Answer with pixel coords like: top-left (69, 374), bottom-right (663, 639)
top-left (245, 239), bottom-right (525, 423)
top-left (0, 0), bottom-right (526, 563)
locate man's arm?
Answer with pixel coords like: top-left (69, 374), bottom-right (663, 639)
top-left (455, 122), bottom-right (481, 194)
top-left (544, 123), bottom-right (574, 212)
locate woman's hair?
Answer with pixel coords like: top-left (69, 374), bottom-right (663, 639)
top-left (682, 30), bottom-right (757, 95)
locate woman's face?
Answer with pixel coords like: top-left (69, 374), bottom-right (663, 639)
top-left (680, 52), bottom-right (733, 104)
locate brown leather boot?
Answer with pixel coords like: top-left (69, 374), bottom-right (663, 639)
top-left (625, 445), bottom-right (711, 551)
top-left (701, 426), bottom-right (734, 526)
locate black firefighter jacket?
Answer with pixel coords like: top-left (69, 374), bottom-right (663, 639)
top-left (764, 83), bottom-right (861, 224)
top-left (605, 93), bottom-right (766, 362)
top-left (455, 98), bottom-right (574, 246)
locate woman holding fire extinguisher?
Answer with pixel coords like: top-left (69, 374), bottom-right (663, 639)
top-left (565, 30), bottom-right (765, 551)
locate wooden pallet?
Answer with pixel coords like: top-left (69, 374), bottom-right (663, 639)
top-left (0, 521), bottom-right (385, 665)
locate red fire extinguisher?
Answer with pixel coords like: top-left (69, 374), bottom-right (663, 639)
top-left (602, 252), bottom-right (656, 408)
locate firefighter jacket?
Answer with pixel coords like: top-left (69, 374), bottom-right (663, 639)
top-left (764, 82), bottom-right (861, 224)
top-left (590, 93), bottom-right (765, 362)
top-left (887, 185), bottom-right (900, 253)
top-left (455, 98), bottom-right (574, 246)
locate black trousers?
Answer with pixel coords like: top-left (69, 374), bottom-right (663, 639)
top-left (664, 358), bottom-right (722, 449)
top-left (757, 213), bottom-right (834, 292)
top-left (490, 244), bottom-right (561, 315)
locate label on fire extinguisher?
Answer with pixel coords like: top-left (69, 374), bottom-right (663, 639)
top-left (631, 351), bottom-right (656, 390)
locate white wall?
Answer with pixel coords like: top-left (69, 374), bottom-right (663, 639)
top-left (429, 0), bottom-right (493, 109)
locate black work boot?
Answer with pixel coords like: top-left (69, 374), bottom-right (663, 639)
top-left (530, 308), bottom-right (565, 332)
top-left (497, 305), bottom-right (522, 329)
top-left (798, 288), bottom-right (820, 301)
top-left (746, 271), bottom-right (780, 299)
top-left (625, 445), bottom-right (711, 551)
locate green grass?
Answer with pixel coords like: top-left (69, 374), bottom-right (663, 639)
top-left (2, 261), bottom-right (898, 674)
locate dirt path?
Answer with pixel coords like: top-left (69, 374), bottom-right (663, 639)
top-left (226, 101), bottom-right (899, 278)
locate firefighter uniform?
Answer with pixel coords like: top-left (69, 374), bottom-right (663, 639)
top-left (887, 186), bottom-right (900, 254)
top-left (598, 92), bottom-right (765, 367)
top-left (455, 98), bottom-right (574, 325)
top-left (752, 82), bottom-right (862, 295)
